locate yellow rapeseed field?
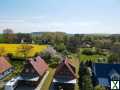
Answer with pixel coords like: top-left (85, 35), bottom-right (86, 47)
top-left (0, 44), bottom-right (48, 57)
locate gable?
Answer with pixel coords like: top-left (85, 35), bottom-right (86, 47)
top-left (55, 64), bottom-right (74, 77)
top-left (22, 62), bottom-right (39, 75)
top-left (54, 60), bottom-right (76, 79)
top-left (25, 56), bottom-right (48, 76)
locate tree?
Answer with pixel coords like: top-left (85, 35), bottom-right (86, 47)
top-left (62, 49), bottom-right (69, 57)
top-left (17, 44), bottom-right (33, 58)
top-left (3, 29), bottom-right (13, 34)
top-left (0, 34), bottom-right (5, 43)
top-left (40, 50), bottom-right (52, 63)
top-left (66, 35), bottom-right (80, 53)
top-left (54, 43), bottom-right (66, 52)
top-left (108, 53), bottom-right (120, 63)
top-left (111, 42), bottom-right (120, 54)
top-left (40, 46), bottom-right (61, 68)
top-left (49, 55), bottom-right (60, 68)
top-left (82, 48), bottom-right (96, 55)
top-left (39, 32), bottom-right (66, 45)
top-left (95, 39), bottom-right (112, 49)
top-left (15, 33), bottom-right (32, 43)
top-left (82, 35), bottom-right (93, 42)
top-left (79, 63), bottom-right (93, 90)
top-left (82, 75), bottom-right (93, 90)
top-left (3, 29), bottom-right (16, 43)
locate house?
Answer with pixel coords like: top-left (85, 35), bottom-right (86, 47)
top-left (0, 57), bottom-right (13, 79)
top-left (19, 56), bottom-right (48, 86)
top-left (52, 58), bottom-right (77, 90)
top-left (92, 63), bottom-right (120, 89)
top-left (81, 40), bottom-right (94, 48)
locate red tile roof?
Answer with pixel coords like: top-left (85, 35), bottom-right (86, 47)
top-left (0, 57), bottom-right (12, 74)
top-left (28, 56), bottom-right (48, 76)
top-left (55, 58), bottom-right (77, 78)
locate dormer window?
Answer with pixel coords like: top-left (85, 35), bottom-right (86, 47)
top-left (110, 72), bottom-right (119, 80)
top-left (25, 69), bottom-right (29, 73)
top-left (111, 74), bottom-right (120, 80)
top-left (109, 69), bottom-right (120, 80)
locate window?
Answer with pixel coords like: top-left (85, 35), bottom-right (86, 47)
top-left (109, 69), bottom-right (120, 81)
top-left (111, 73), bottom-right (120, 80)
top-left (25, 69), bottom-right (29, 73)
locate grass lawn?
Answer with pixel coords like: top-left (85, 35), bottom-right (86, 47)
top-left (80, 54), bottom-right (107, 62)
top-left (40, 68), bottom-right (56, 90)
top-left (79, 48), bottom-right (108, 62)
top-left (0, 44), bottom-right (48, 57)
top-left (70, 54), bottom-right (80, 90)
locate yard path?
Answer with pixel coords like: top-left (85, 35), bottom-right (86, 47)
top-left (35, 71), bottom-right (49, 90)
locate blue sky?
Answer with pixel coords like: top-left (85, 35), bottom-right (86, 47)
top-left (0, 0), bottom-right (120, 33)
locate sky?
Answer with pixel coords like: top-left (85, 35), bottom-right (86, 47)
top-left (0, 0), bottom-right (120, 34)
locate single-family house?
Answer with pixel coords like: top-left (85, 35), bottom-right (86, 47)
top-left (19, 56), bottom-right (48, 86)
top-left (0, 57), bottom-right (13, 79)
top-left (52, 58), bottom-right (77, 90)
top-left (92, 63), bottom-right (120, 89)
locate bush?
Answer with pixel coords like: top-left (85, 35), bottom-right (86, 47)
top-left (40, 48), bottom-right (61, 66)
top-left (40, 51), bottom-right (51, 63)
top-left (62, 49), bottom-right (70, 56)
top-left (49, 62), bottom-right (58, 68)
top-left (49, 55), bottom-right (60, 68)
top-left (54, 43), bottom-right (66, 52)
top-left (95, 48), bottom-right (108, 56)
top-left (6, 53), bottom-right (13, 59)
top-left (108, 53), bottom-right (120, 63)
top-left (10, 57), bottom-right (25, 61)
top-left (82, 49), bottom-right (96, 55)
top-left (95, 85), bottom-right (106, 90)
